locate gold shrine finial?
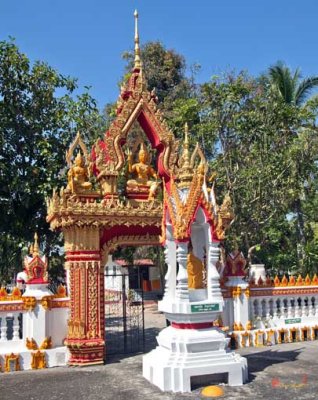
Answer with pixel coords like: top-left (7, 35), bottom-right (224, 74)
top-left (183, 123), bottom-right (190, 168)
top-left (134, 9), bottom-right (142, 70)
top-left (178, 123), bottom-right (193, 187)
top-left (32, 232), bottom-right (40, 257)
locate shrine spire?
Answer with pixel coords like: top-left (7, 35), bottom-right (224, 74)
top-left (134, 9), bottom-right (142, 70)
top-left (32, 232), bottom-right (40, 257)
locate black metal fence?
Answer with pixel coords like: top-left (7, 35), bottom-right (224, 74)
top-left (105, 272), bottom-right (144, 355)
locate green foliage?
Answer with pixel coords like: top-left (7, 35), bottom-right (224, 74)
top-left (0, 40), bottom-right (104, 281)
top-left (199, 71), bottom-right (318, 273)
top-left (115, 42), bottom-right (318, 275)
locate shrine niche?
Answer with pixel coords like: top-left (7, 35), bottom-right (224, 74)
top-left (46, 11), bottom-right (231, 367)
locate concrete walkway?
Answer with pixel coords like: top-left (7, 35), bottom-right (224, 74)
top-left (1, 341), bottom-right (318, 400)
top-left (1, 307), bottom-right (318, 399)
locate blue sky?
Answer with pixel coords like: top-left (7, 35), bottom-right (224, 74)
top-left (1, 1), bottom-right (317, 108)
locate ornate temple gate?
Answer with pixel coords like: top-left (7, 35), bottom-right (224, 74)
top-left (46, 12), bottom-right (168, 365)
top-left (105, 271), bottom-right (144, 355)
top-left (46, 12), bottom-right (231, 366)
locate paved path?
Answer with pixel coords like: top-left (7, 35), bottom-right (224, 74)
top-left (2, 307), bottom-right (318, 399)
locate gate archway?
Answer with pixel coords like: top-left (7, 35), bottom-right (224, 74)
top-left (47, 12), bottom-right (176, 366)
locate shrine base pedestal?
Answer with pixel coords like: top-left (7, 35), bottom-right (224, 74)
top-left (143, 326), bottom-right (247, 393)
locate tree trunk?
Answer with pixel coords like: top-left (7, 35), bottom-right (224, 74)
top-left (294, 197), bottom-right (306, 270)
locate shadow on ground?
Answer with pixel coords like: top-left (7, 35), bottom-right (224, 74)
top-left (244, 347), bottom-right (303, 382)
top-left (105, 326), bottom-right (161, 364)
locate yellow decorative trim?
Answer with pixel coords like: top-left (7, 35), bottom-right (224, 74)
top-left (254, 330), bottom-right (264, 347)
top-left (266, 329), bottom-right (276, 345)
top-left (55, 284), bottom-right (67, 298)
top-left (245, 320), bottom-right (252, 330)
top-left (277, 328), bottom-right (288, 344)
top-left (67, 319), bottom-right (86, 340)
top-left (22, 296), bottom-right (37, 311)
top-left (311, 325), bottom-right (318, 340)
top-left (102, 233), bottom-right (160, 264)
top-left (233, 321), bottom-right (244, 331)
top-left (0, 287), bottom-right (8, 301)
top-left (289, 327), bottom-right (300, 342)
top-left (4, 353), bottom-right (20, 372)
top-left (300, 326), bottom-right (310, 341)
top-left (31, 351), bottom-right (46, 369)
top-left (0, 302), bottom-right (24, 312)
top-left (232, 286), bottom-right (242, 298)
top-left (41, 295), bottom-right (54, 310)
top-left (40, 337), bottom-right (52, 350)
top-left (10, 287), bottom-right (22, 300)
top-left (51, 299), bottom-right (70, 308)
top-left (26, 338), bottom-right (38, 350)
top-left (240, 331), bottom-right (250, 347)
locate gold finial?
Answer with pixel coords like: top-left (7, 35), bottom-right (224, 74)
top-left (182, 123), bottom-right (190, 169)
top-left (184, 122), bottom-right (189, 144)
top-left (134, 9), bottom-right (142, 70)
top-left (32, 232), bottom-right (40, 257)
top-left (178, 123), bottom-right (193, 187)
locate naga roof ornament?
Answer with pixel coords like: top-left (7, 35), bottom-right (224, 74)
top-left (163, 124), bottom-right (234, 242)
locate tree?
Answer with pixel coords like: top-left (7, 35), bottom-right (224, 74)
top-left (268, 61), bottom-right (318, 106)
top-left (0, 40), bottom-right (104, 282)
top-left (199, 71), bottom-right (318, 274)
top-left (266, 62), bottom-right (318, 269)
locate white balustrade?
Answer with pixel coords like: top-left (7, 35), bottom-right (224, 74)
top-left (0, 316), bottom-right (7, 342)
top-left (248, 293), bottom-right (318, 325)
top-left (287, 299), bottom-right (293, 318)
top-left (0, 312), bottom-right (22, 343)
top-left (315, 297), bottom-right (318, 316)
top-left (273, 299), bottom-right (278, 318)
top-left (13, 314), bottom-right (20, 340)
top-left (310, 297), bottom-right (315, 316)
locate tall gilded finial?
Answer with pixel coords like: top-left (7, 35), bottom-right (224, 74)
top-left (184, 122), bottom-right (189, 144)
top-left (182, 123), bottom-right (190, 169)
top-left (32, 232), bottom-right (40, 257)
top-left (178, 123), bottom-right (193, 187)
top-left (134, 9), bottom-right (142, 70)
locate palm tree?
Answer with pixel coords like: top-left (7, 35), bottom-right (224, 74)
top-left (268, 62), bottom-right (318, 270)
top-left (268, 61), bottom-right (318, 106)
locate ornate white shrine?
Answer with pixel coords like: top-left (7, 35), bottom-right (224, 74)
top-left (143, 125), bottom-right (248, 392)
top-left (0, 234), bottom-right (69, 372)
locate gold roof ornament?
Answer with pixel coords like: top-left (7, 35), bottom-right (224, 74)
top-left (134, 10), bottom-right (142, 70)
top-left (177, 123), bottom-right (194, 188)
top-left (32, 232), bottom-right (40, 257)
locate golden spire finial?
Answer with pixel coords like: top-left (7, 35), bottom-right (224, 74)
top-left (184, 122), bottom-right (189, 144)
top-left (177, 123), bottom-right (193, 187)
top-left (134, 9), bottom-right (142, 70)
top-left (32, 232), bottom-right (40, 257)
top-left (182, 123), bottom-right (190, 169)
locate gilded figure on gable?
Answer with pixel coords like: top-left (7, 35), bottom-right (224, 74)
top-left (126, 143), bottom-right (159, 200)
top-left (66, 151), bottom-right (92, 194)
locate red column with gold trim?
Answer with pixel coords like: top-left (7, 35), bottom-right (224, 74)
top-left (65, 249), bottom-right (105, 366)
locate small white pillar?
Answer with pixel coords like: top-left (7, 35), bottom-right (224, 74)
top-left (176, 242), bottom-right (189, 302)
top-left (207, 242), bottom-right (223, 302)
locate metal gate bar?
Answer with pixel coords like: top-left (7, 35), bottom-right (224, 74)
top-left (105, 272), bottom-right (144, 355)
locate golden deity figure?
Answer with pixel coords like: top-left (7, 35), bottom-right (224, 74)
top-left (66, 151), bottom-right (92, 194)
top-left (126, 143), bottom-right (159, 200)
top-left (187, 244), bottom-right (204, 289)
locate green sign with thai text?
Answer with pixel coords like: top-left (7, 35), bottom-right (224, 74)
top-left (191, 303), bottom-right (220, 313)
top-left (285, 318), bottom-right (301, 324)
